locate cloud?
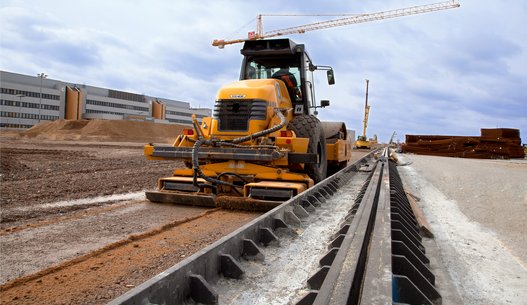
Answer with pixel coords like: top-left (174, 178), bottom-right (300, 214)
top-left (1, 7), bottom-right (105, 67)
top-left (1, 0), bottom-right (526, 143)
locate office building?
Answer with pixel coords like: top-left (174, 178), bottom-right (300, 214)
top-left (0, 70), bottom-right (211, 129)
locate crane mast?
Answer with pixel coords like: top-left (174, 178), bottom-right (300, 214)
top-left (363, 79), bottom-right (370, 139)
top-left (354, 79), bottom-right (372, 149)
top-left (212, 0), bottom-right (460, 48)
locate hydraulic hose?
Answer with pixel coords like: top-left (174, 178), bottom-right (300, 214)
top-left (191, 138), bottom-right (221, 190)
top-left (186, 137), bottom-right (277, 149)
top-left (191, 108), bottom-right (287, 191)
top-left (191, 139), bottom-right (247, 195)
top-left (230, 108), bottom-right (286, 144)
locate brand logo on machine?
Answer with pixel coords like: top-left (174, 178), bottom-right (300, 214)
top-left (228, 161), bottom-right (245, 169)
top-left (230, 94), bottom-right (246, 99)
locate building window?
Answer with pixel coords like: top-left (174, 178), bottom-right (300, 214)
top-left (86, 109), bottom-right (125, 116)
top-left (0, 111), bottom-right (58, 120)
top-left (1, 87), bottom-right (59, 100)
top-left (165, 110), bottom-right (206, 119)
top-left (86, 99), bottom-right (149, 112)
top-left (108, 90), bottom-right (146, 103)
top-left (0, 123), bottom-right (34, 128)
top-left (0, 99), bottom-right (59, 110)
top-left (167, 118), bottom-right (193, 124)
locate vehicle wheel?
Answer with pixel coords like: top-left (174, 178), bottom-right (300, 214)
top-left (327, 161), bottom-right (348, 177)
top-left (288, 114), bottom-right (327, 183)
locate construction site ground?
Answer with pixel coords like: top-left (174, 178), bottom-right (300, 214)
top-left (1, 120), bottom-right (526, 305)
top-left (0, 122), bottom-right (369, 305)
top-left (397, 153), bottom-right (527, 305)
top-left (0, 139), bottom-right (243, 303)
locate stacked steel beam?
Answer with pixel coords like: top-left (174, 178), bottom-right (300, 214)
top-left (402, 128), bottom-right (524, 159)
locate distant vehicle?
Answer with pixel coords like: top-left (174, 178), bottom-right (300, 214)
top-left (355, 135), bottom-right (371, 149)
top-left (355, 80), bottom-right (371, 149)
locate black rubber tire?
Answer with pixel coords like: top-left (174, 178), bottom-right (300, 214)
top-left (288, 114), bottom-right (327, 183)
top-left (327, 160), bottom-right (349, 176)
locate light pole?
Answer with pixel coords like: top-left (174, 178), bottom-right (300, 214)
top-left (16, 94), bottom-right (25, 128)
top-left (37, 73), bottom-right (48, 123)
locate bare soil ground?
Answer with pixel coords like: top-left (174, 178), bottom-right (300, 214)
top-left (0, 133), bottom-right (262, 304)
top-left (0, 138), bottom-right (174, 227)
top-left (0, 117), bottom-right (188, 230)
top-left (0, 206), bottom-right (258, 305)
top-left (0, 122), bottom-right (370, 305)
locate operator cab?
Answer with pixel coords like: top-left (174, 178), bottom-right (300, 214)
top-left (245, 61), bottom-right (302, 103)
top-left (239, 39), bottom-right (335, 116)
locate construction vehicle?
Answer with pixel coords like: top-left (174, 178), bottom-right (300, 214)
top-left (355, 79), bottom-right (371, 149)
top-left (355, 136), bottom-right (371, 149)
top-left (369, 134), bottom-right (378, 146)
top-left (143, 1), bottom-right (461, 209)
top-left (144, 39), bottom-right (352, 210)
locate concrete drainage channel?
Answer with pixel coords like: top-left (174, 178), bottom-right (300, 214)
top-left (108, 148), bottom-right (440, 305)
top-left (296, 149), bottom-right (440, 305)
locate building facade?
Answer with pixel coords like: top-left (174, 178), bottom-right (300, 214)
top-left (0, 70), bottom-right (211, 129)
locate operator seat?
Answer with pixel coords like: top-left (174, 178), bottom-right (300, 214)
top-left (272, 68), bottom-right (300, 101)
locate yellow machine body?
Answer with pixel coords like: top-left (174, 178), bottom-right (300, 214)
top-left (355, 136), bottom-right (371, 149)
top-left (144, 39), bottom-right (352, 210)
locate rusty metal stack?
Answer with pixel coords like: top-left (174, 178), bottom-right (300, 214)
top-left (402, 128), bottom-right (524, 159)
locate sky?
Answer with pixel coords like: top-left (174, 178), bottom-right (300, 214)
top-left (1, 0), bottom-right (526, 144)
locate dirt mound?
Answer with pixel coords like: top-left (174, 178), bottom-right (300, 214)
top-left (22, 119), bottom-right (186, 143)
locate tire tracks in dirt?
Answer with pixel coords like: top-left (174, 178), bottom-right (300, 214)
top-left (1, 200), bottom-right (143, 236)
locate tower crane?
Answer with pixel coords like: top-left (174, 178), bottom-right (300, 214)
top-left (355, 79), bottom-right (372, 149)
top-left (212, 0), bottom-right (460, 48)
